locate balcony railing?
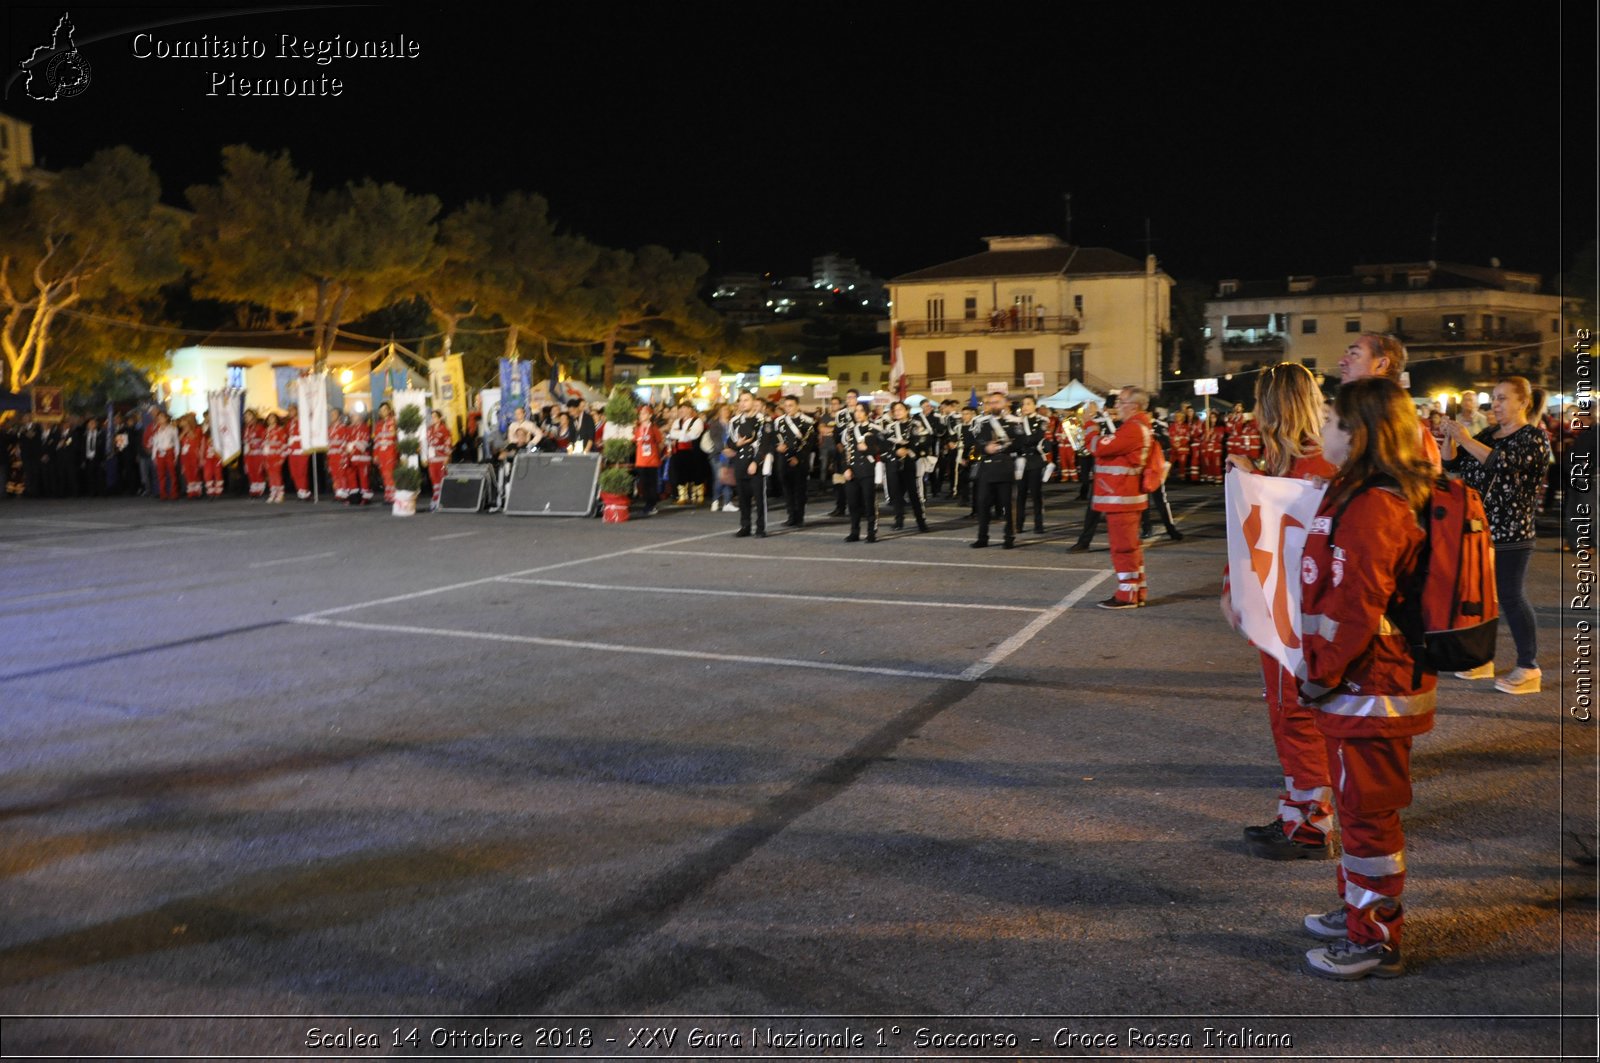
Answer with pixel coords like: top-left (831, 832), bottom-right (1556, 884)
top-left (898, 315), bottom-right (1082, 338)
top-left (1394, 328), bottom-right (1544, 346)
top-left (1220, 332), bottom-right (1286, 348)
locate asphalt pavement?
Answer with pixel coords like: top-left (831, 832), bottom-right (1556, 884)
top-left (0, 481), bottom-right (1594, 1061)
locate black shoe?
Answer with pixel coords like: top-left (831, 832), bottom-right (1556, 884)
top-left (1002, 539), bottom-right (1015, 549)
top-left (793, 520), bottom-right (804, 528)
top-left (1035, 524), bottom-right (1045, 533)
top-left (1095, 597), bottom-right (1140, 610)
top-left (866, 533), bottom-right (877, 543)
top-left (1168, 530), bottom-right (1185, 541)
top-left (1243, 819), bottom-right (1287, 841)
top-left (1248, 831), bottom-right (1331, 861)
top-left (916, 521), bottom-right (929, 533)
top-left (970, 540), bottom-right (988, 548)
top-left (1067, 543), bottom-right (1090, 553)
top-left (735, 529), bottom-right (751, 538)
top-left (844, 533), bottom-right (860, 542)
top-left (755, 530), bottom-right (767, 538)
top-left (827, 509), bottom-right (846, 517)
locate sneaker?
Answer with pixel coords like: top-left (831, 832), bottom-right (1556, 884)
top-left (1304, 938), bottom-right (1404, 980)
top-left (709, 501), bottom-right (722, 512)
top-left (1495, 667), bottom-right (1541, 694)
top-left (1248, 830), bottom-right (1330, 861)
top-left (1303, 906), bottom-right (1348, 941)
top-left (1095, 597), bottom-right (1140, 610)
top-left (1455, 662), bottom-right (1495, 680)
top-left (1067, 543), bottom-right (1090, 553)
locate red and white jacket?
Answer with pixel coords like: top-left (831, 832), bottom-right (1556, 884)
top-left (243, 420), bottom-right (266, 457)
top-left (425, 420), bottom-right (453, 464)
top-left (633, 422), bottom-right (665, 469)
top-left (1297, 484), bottom-right (1436, 739)
top-left (373, 416), bottom-right (398, 455)
top-left (1090, 410), bottom-right (1152, 513)
top-left (347, 420), bottom-right (372, 463)
top-left (264, 422), bottom-right (288, 459)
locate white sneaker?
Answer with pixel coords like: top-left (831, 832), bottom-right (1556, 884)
top-left (1495, 667), bottom-right (1541, 695)
top-left (1454, 662), bottom-right (1495, 680)
top-left (709, 500), bottom-right (721, 512)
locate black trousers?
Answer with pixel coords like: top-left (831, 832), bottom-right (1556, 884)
top-left (1015, 462), bottom-right (1045, 530)
top-left (1075, 503), bottom-right (1102, 546)
top-left (1076, 453), bottom-right (1095, 499)
top-left (935, 448), bottom-right (958, 495)
top-left (736, 471), bottom-right (766, 532)
top-left (1141, 482), bottom-right (1180, 537)
top-left (781, 458), bottom-right (808, 524)
top-left (885, 457), bottom-right (925, 527)
top-left (974, 475), bottom-right (1014, 544)
top-left (845, 468), bottom-right (878, 538)
top-left (636, 467), bottom-right (660, 509)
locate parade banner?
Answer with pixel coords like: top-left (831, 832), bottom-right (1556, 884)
top-left (497, 359), bottom-right (533, 432)
top-left (1225, 471), bottom-right (1328, 675)
top-left (428, 354), bottom-right (468, 436)
top-left (479, 387), bottom-right (502, 442)
top-left (293, 373), bottom-right (330, 451)
top-left (206, 388), bottom-right (243, 464)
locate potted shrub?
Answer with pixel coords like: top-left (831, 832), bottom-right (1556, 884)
top-left (597, 465), bottom-right (634, 522)
top-left (394, 403), bottom-right (425, 516)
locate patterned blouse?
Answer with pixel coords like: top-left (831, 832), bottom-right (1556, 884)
top-left (1449, 423), bottom-right (1553, 546)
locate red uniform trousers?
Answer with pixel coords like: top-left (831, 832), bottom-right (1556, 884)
top-left (429, 460), bottom-right (448, 506)
top-left (1058, 446), bottom-right (1077, 481)
top-left (265, 453), bottom-right (284, 491)
top-left (180, 445), bottom-right (203, 498)
top-left (375, 446), bottom-right (397, 502)
top-left (289, 454), bottom-right (310, 499)
top-left (1105, 510), bottom-right (1146, 604)
top-left (203, 454), bottom-right (224, 497)
top-left (1261, 652), bottom-right (1333, 842)
top-left (154, 451), bottom-right (179, 499)
top-left (351, 456), bottom-right (373, 499)
top-left (1325, 734), bottom-right (1412, 949)
top-left (245, 454), bottom-right (266, 496)
top-left (1170, 443), bottom-right (1189, 484)
top-left (327, 450), bottom-right (350, 498)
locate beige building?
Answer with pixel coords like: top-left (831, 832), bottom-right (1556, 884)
top-left (827, 350), bottom-right (890, 391)
top-left (1204, 261), bottom-right (1566, 390)
top-left (0, 112), bottom-right (39, 189)
top-left (889, 235), bottom-right (1172, 397)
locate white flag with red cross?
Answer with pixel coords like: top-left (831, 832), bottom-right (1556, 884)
top-left (1225, 471), bottom-right (1328, 675)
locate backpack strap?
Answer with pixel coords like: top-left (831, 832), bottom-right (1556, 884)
top-left (1386, 476), bottom-right (1443, 687)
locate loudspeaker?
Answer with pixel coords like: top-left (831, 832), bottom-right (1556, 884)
top-left (503, 451), bottom-right (600, 516)
top-left (438, 463), bottom-right (489, 513)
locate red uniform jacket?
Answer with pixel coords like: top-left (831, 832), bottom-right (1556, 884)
top-left (347, 421), bottom-right (372, 462)
top-left (1091, 411), bottom-right (1152, 513)
top-left (243, 421), bottom-right (266, 457)
top-left (374, 416), bottom-right (398, 455)
top-left (264, 423), bottom-right (288, 458)
top-left (425, 421), bottom-right (453, 464)
top-left (633, 423), bottom-right (664, 469)
top-left (1298, 484), bottom-right (1436, 739)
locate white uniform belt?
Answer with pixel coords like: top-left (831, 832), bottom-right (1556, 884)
top-left (1097, 465), bottom-right (1141, 475)
top-left (1096, 493), bottom-right (1148, 504)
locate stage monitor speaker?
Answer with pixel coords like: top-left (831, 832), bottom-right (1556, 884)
top-left (437, 464), bottom-right (489, 513)
top-left (503, 451), bottom-right (600, 516)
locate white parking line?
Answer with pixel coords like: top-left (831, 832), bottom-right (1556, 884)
top-left (248, 551), bottom-right (337, 568)
top-left (295, 617), bottom-right (962, 682)
top-left (495, 578), bottom-right (1048, 613)
top-left (958, 570), bottom-right (1112, 681)
top-left (641, 549), bottom-right (1097, 574)
top-left (427, 531), bottom-right (480, 541)
top-left (296, 529), bottom-right (729, 620)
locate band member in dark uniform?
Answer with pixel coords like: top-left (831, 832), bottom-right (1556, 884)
top-left (970, 391), bottom-right (1022, 549)
top-left (841, 403), bottom-right (883, 543)
top-left (724, 390), bottom-right (774, 537)
top-left (914, 400), bottom-right (943, 501)
top-left (1014, 395), bottom-right (1050, 534)
top-left (882, 401), bottom-right (930, 532)
top-left (957, 406), bottom-right (979, 514)
top-left (773, 395), bottom-right (815, 527)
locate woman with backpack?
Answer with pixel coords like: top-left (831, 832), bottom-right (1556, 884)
top-left (1441, 376), bottom-right (1552, 694)
top-left (1221, 363), bottom-right (1339, 861)
top-left (1291, 376), bottom-right (1438, 981)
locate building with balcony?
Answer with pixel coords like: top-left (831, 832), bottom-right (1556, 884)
top-left (889, 235), bottom-right (1172, 397)
top-left (1204, 261), bottom-right (1566, 391)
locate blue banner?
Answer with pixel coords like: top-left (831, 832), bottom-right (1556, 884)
top-left (498, 358), bottom-right (532, 432)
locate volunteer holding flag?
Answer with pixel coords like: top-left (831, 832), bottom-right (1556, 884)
top-left (1220, 363), bottom-right (1338, 860)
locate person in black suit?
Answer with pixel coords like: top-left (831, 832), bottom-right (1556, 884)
top-left (566, 398), bottom-right (598, 454)
top-left (970, 392), bottom-right (1023, 549)
top-left (80, 416), bottom-right (106, 496)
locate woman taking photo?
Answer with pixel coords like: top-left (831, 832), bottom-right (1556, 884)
top-left (1442, 376), bottom-right (1552, 694)
top-left (1294, 376), bottom-right (1437, 981)
top-left (1221, 363), bottom-right (1338, 861)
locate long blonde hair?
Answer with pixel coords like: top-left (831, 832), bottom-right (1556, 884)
top-left (1254, 362), bottom-right (1326, 476)
top-left (1327, 378), bottom-right (1435, 515)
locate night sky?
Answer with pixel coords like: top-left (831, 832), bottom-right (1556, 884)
top-left (4, 2), bottom-right (1590, 286)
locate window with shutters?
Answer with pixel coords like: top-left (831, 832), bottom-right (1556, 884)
top-left (926, 297), bottom-right (945, 331)
top-left (963, 297), bottom-right (977, 320)
top-left (1069, 350), bottom-right (1084, 382)
top-left (927, 351), bottom-right (946, 379)
top-left (1302, 318), bottom-right (1318, 334)
top-left (1013, 349), bottom-right (1034, 382)
top-left (963, 350), bottom-right (978, 374)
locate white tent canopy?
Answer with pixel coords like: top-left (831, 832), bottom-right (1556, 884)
top-left (1038, 380), bottom-right (1106, 410)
